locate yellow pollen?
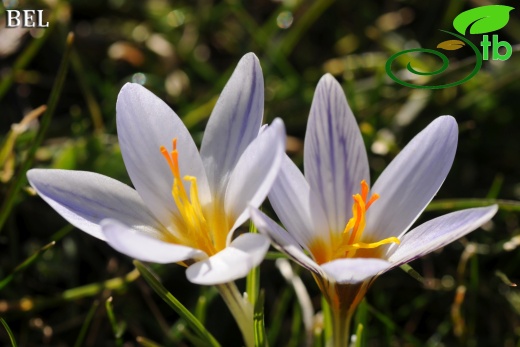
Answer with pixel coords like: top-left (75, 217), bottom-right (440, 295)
top-left (160, 139), bottom-right (216, 256)
top-left (309, 180), bottom-right (400, 264)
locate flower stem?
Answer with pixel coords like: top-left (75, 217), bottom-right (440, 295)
top-left (216, 282), bottom-right (254, 347)
top-left (331, 306), bottom-right (353, 347)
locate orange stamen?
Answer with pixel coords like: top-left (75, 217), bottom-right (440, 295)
top-left (366, 193), bottom-right (379, 210)
top-left (360, 180), bottom-right (369, 203)
top-left (159, 138), bottom-right (217, 256)
top-left (322, 180), bottom-right (400, 262)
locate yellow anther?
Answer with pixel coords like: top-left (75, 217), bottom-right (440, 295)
top-left (159, 139), bottom-right (216, 256)
top-left (342, 237), bottom-right (401, 251)
top-left (326, 180), bottom-right (400, 261)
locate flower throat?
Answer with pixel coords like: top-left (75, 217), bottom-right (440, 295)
top-left (310, 180), bottom-right (400, 264)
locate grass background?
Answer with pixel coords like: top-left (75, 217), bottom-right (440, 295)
top-left (1, 0), bottom-right (520, 345)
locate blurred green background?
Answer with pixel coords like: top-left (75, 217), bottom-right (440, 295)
top-left (1, 0), bottom-right (520, 346)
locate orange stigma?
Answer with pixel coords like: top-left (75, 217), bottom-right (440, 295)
top-left (309, 180), bottom-right (400, 264)
top-left (159, 139), bottom-right (216, 256)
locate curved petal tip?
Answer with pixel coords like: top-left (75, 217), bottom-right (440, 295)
top-left (186, 233), bottom-right (269, 285)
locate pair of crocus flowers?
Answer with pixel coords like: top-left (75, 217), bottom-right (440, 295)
top-left (28, 52), bottom-right (497, 326)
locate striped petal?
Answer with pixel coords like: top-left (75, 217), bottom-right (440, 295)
top-left (304, 74), bottom-right (369, 235)
top-left (116, 83), bottom-right (210, 228)
top-left (200, 53), bottom-right (264, 201)
top-left (27, 169), bottom-right (161, 241)
top-left (388, 205), bottom-right (497, 266)
top-left (268, 155), bottom-right (329, 251)
top-left (224, 118), bottom-right (286, 236)
top-left (101, 219), bottom-right (207, 263)
top-left (365, 116), bottom-right (458, 241)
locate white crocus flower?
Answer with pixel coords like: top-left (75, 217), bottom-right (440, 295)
top-left (28, 53), bottom-right (285, 347)
top-left (250, 74), bottom-right (497, 346)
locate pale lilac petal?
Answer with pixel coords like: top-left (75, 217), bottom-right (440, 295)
top-left (200, 53), bottom-right (264, 201)
top-left (268, 155), bottom-right (329, 250)
top-left (27, 169), bottom-right (161, 241)
top-left (320, 258), bottom-right (392, 284)
top-left (249, 206), bottom-right (325, 277)
top-left (388, 205), bottom-right (497, 266)
top-left (304, 74), bottom-right (369, 234)
top-left (186, 233), bottom-right (269, 285)
top-left (116, 83), bottom-right (210, 228)
top-left (101, 219), bottom-right (207, 263)
top-left (365, 116), bottom-right (458, 240)
top-left (225, 119), bottom-right (285, 235)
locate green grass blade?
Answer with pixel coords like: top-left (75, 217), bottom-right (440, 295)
top-left (0, 268), bottom-right (140, 313)
top-left (136, 336), bottom-right (165, 347)
top-left (105, 297), bottom-right (125, 345)
top-left (486, 174), bottom-right (504, 199)
top-left (0, 241), bottom-right (56, 291)
top-left (321, 296), bottom-right (332, 345)
top-left (426, 198), bottom-right (520, 212)
top-left (267, 285), bottom-right (293, 345)
top-left (354, 323), bottom-right (364, 347)
top-left (133, 261), bottom-right (221, 347)
top-left (0, 105), bottom-right (46, 169)
top-left (194, 286), bottom-right (218, 325)
top-left (264, 252), bottom-right (288, 260)
top-left (247, 220), bottom-right (260, 306)
top-left (0, 11), bottom-right (56, 101)
top-left (70, 49), bottom-right (105, 133)
top-left (254, 290), bottom-right (267, 347)
top-left (366, 304), bottom-right (422, 346)
top-left (0, 32), bottom-right (75, 233)
top-left (399, 264), bottom-right (425, 284)
top-left (0, 318), bottom-right (17, 347)
top-left (354, 299), bottom-right (368, 347)
top-left (288, 302), bottom-right (302, 347)
top-left (73, 300), bottom-right (99, 347)
top-left (280, 0), bottom-right (335, 55)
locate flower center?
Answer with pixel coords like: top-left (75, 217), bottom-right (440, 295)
top-left (310, 180), bottom-right (400, 265)
top-left (160, 139), bottom-right (218, 256)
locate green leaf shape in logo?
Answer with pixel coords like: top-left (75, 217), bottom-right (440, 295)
top-left (453, 5), bottom-right (514, 35)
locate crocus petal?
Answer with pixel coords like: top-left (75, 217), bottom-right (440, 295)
top-left (249, 206), bottom-right (325, 277)
top-left (225, 118), bottom-right (285, 235)
top-left (388, 205), bottom-right (497, 266)
top-left (268, 155), bottom-right (329, 250)
top-left (304, 74), bottom-right (369, 234)
top-left (365, 116), bottom-right (458, 240)
top-left (186, 233), bottom-right (269, 285)
top-left (116, 83), bottom-right (210, 228)
top-left (27, 169), bottom-right (161, 241)
top-left (321, 258), bottom-right (392, 284)
top-left (200, 53), bottom-right (264, 200)
top-left (101, 219), bottom-right (207, 263)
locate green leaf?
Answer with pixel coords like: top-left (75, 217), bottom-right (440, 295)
top-left (453, 5), bottom-right (514, 35)
top-left (0, 318), bottom-right (17, 347)
top-left (133, 261), bottom-right (221, 347)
